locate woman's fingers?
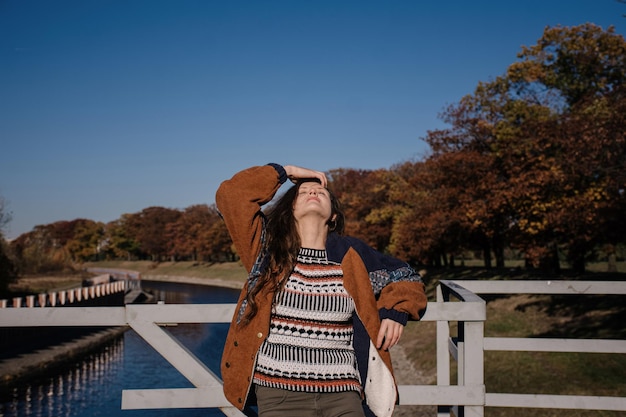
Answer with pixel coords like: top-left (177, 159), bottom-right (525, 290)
top-left (284, 165), bottom-right (327, 187)
top-left (376, 319), bottom-right (404, 351)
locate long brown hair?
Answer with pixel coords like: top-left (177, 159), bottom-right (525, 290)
top-left (241, 179), bottom-right (345, 324)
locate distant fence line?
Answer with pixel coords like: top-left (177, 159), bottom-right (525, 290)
top-left (0, 268), bottom-right (143, 309)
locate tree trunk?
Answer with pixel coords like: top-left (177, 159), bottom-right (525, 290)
top-left (493, 235), bottom-right (505, 268)
top-left (540, 244), bottom-right (561, 274)
top-left (483, 243), bottom-right (492, 268)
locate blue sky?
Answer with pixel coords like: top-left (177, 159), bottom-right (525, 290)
top-left (1, 1), bottom-right (625, 240)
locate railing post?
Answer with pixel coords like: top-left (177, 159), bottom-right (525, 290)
top-left (437, 280), bottom-right (487, 417)
top-left (455, 321), bottom-right (465, 417)
top-left (437, 283), bottom-right (452, 417)
top-left (461, 320), bottom-right (485, 417)
top-left (26, 295), bottom-right (36, 308)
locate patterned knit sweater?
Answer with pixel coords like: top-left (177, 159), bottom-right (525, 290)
top-left (253, 248), bottom-right (361, 393)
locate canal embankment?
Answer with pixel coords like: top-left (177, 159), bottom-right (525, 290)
top-left (0, 326), bottom-right (127, 392)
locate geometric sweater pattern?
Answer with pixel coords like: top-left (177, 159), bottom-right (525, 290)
top-left (253, 248), bottom-right (361, 393)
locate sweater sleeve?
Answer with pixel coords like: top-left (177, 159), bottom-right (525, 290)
top-left (215, 164), bottom-right (287, 272)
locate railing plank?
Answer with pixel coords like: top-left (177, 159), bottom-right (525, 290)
top-left (485, 337), bottom-right (626, 354)
top-left (397, 385), bottom-right (484, 406)
top-left (121, 387), bottom-right (236, 410)
top-left (0, 302), bottom-right (486, 325)
top-left (452, 280), bottom-right (626, 295)
top-left (128, 320), bottom-right (221, 388)
top-left (421, 301), bottom-right (486, 322)
top-left (125, 303), bottom-right (236, 324)
top-left (486, 393), bottom-right (626, 411)
top-left (440, 280), bottom-right (486, 302)
top-left (0, 306), bottom-right (126, 326)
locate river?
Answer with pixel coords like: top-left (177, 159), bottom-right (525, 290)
top-left (0, 281), bottom-right (241, 417)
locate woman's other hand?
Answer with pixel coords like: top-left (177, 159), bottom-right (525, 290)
top-left (376, 318), bottom-right (403, 351)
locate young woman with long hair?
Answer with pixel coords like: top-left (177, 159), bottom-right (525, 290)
top-left (216, 163), bottom-right (427, 417)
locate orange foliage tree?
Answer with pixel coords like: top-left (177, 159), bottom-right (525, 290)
top-left (10, 219), bottom-right (105, 273)
top-left (419, 23), bottom-right (626, 272)
top-left (328, 168), bottom-right (394, 252)
top-left (166, 204), bottom-right (234, 262)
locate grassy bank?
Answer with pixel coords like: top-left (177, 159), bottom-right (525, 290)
top-left (13, 261), bottom-right (626, 416)
top-left (9, 261), bottom-right (249, 294)
top-left (83, 260), bottom-right (248, 283)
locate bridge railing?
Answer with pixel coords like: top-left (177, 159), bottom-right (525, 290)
top-left (0, 280), bottom-right (624, 416)
top-left (446, 280), bottom-right (626, 416)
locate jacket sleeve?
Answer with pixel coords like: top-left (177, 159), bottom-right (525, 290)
top-left (215, 163), bottom-right (288, 272)
top-left (349, 237), bottom-right (427, 323)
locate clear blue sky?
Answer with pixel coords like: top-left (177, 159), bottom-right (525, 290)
top-left (1, 0), bottom-right (625, 240)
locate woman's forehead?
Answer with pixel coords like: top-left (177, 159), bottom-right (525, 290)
top-left (299, 182), bottom-right (326, 190)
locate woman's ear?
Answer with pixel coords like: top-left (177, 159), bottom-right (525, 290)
top-left (328, 214), bottom-right (338, 232)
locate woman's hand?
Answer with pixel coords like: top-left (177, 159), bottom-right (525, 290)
top-left (284, 165), bottom-right (327, 188)
top-left (376, 318), bottom-right (404, 351)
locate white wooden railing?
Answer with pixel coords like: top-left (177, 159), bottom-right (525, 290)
top-left (446, 280), bottom-right (626, 416)
top-left (0, 280), bottom-right (624, 416)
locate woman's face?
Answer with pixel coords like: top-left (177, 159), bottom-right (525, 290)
top-left (293, 181), bottom-right (333, 223)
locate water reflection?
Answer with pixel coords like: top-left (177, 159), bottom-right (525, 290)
top-left (2, 337), bottom-right (124, 417)
top-left (0, 282), bottom-right (239, 417)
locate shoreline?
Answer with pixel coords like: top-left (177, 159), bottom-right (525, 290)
top-left (0, 326), bottom-right (127, 394)
top-left (142, 274), bottom-right (245, 289)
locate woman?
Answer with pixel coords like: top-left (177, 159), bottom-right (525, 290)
top-left (216, 163), bottom-right (427, 417)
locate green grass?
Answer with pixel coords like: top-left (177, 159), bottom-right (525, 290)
top-left (460, 259), bottom-right (626, 273)
top-left (81, 260), bottom-right (248, 284)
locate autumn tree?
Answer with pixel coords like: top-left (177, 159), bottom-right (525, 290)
top-left (509, 24), bottom-right (626, 271)
top-left (422, 82), bottom-right (519, 268)
top-left (167, 204), bottom-right (208, 261)
top-left (105, 214), bottom-right (142, 260)
top-left (10, 220), bottom-right (96, 274)
top-left (328, 168), bottom-right (394, 252)
top-left (388, 156), bottom-right (481, 267)
top-left (206, 214), bottom-right (236, 261)
top-left (381, 161), bottom-right (442, 266)
top-left (63, 219), bottom-right (105, 262)
top-left (423, 23), bottom-right (626, 272)
top-left (166, 204), bottom-right (232, 261)
top-left (0, 196), bottom-right (18, 294)
top-left (126, 207), bottom-right (182, 261)
top-left (0, 196), bottom-right (11, 234)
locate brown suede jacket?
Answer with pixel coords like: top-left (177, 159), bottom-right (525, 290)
top-left (215, 164), bottom-right (427, 417)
